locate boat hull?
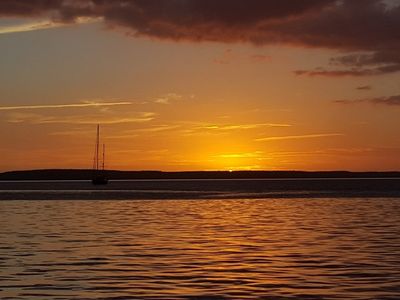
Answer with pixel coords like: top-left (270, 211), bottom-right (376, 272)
top-left (92, 176), bottom-right (108, 185)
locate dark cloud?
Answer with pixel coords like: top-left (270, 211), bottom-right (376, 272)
top-left (297, 50), bottom-right (400, 77)
top-left (0, 0), bottom-right (63, 17)
top-left (294, 69), bottom-right (382, 77)
top-left (371, 96), bottom-right (400, 106)
top-left (1, 0), bottom-right (400, 76)
top-left (335, 95), bottom-right (400, 106)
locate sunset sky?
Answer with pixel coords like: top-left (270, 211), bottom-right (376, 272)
top-left (0, 0), bottom-right (399, 171)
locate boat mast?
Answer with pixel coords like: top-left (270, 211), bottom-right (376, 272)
top-left (96, 124), bottom-right (100, 171)
top-left (102, 143), bottom-right (105, 171)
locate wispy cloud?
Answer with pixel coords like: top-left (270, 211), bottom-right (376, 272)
top-left (216, 151), bottom-right (265, 159)
top-left (135, 125), bottom-right (180, 132)
top-left (267, 148), bottom-right (374, 158)
top-left (335, 95), bottom-right (400, 106)
top-left (255, 133), bottom-right (343, 142)
top-left (49, 128), bottom-right (93, 136)
top-left (0, 20), bottom-right (63, 35)
top-left (7, 112), bottom-right (155, 125)
top-left (214, 49), bottom-right (271, 65)
top-left (0, 18), bottom-right (98, 35)
top-left (198, 123), bottom-right (291, 130)
top-left (0, 101), bottom-right (132, 111)
top-left (249, 54), bottom-right (272, 63)
top-left (356, 85), bottom-right (372, 91)
top-left (180, 122), bottom-right (291, 137)
top-left (154, 93), bottom-right (183, 105)
top-left (294, 68), bottom-right (388, 77)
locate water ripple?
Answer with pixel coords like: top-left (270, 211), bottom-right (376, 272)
top-left (1, 198), bottom-right (400, 299)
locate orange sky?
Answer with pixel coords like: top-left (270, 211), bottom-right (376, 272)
top-left (0, 1), bottom-right (399, 171)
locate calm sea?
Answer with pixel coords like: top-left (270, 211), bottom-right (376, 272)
top-left (1, 179), bottom-right (400, 299)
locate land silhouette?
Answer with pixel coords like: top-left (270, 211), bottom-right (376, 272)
top-left (0, 169), bottom-right (399, 181)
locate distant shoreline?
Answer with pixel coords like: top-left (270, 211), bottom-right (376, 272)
top-left (0, 169), bottom-right (399, 181)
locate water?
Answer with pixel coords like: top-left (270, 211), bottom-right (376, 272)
top-left (1, 181), bottom-right (400, 299)
top-left (0, 178), bottom-right (399, 200)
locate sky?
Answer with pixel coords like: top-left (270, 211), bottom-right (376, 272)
top-left (0, 0), bottom-right (399, 172)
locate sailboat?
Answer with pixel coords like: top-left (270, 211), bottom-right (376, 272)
top-left (92, 124), bottom-right (108, 185)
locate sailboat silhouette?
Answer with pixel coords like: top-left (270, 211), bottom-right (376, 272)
top-left (92, 124), bottom-right (108, 185)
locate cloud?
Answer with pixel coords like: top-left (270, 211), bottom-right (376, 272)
top-left (199, 123), bottom-right (291, 130)
top-left (216, 151), bottom-right (264, 159)
top-left (249, 54), bottom-right (272, 63)
top-left (214, 49), bottom-right (272, 64)
top-left (1, 1), bottom-right (400, 76)
top-left (0, 17), bottom-right (96, 35)
top-left (268, 147), bottom-right (400, 159)
top-left (0, 20), bottom-right (63, 35)
top-left (294, 68), bottom-right (388, 77)
top-left (295, 51), bottom-right (400, 77)
top-left (7, 112), bottom-right (155, 124)
top-left (255, 133), bottom-right (343, 142)
top-left (335, 95), bottom-right (400, 106)
top-left (48, 128), bottom-right (93, 136)
top-left (0, 101), bottom-right (132, 111)
top-left (0, 0), bottom-right (63, 17)
top-left (356, 85), bottom-right (372, 91)
top-left (134, 124), bottom-right (179, 132)
top-left (177, 122), bottom-right (291, 137)
top-left (154, 93), bottom-right (182, 105)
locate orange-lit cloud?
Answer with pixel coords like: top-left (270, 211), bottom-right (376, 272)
top-left (179, 122), bottom-right (291, 137)
top-left (198, 123), bottom-right (291, 130)
top-left (249, 54), bottom-right (272, 63)
top-left (356, 85), bottom-right (372, 91)
top-left (0, 17), bottom-right (97, 35)
top-left (214, 49), bottom-right (271, 65)
top-left (216, 151), bottom-right (264, 159)
top-left (255, 133), bottom-right (343, 142)
top-left (0, 101), bottom-right (132, 111)
top-left (0, 20), bottom-right (62, 34)
top-left (100, 121), bottom-right (291, 140)
top-left (154, 93), bottom-right (183, 105)
top-left (132, 125), bottom-right (180, 133)
top-left (6, 112), bottom-right (155, 124)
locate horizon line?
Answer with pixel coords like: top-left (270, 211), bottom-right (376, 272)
top-left (1, 168), bottom-right (400, 174)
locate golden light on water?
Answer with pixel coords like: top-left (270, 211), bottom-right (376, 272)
top-left (3, 198), bottom-right (399, 298)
